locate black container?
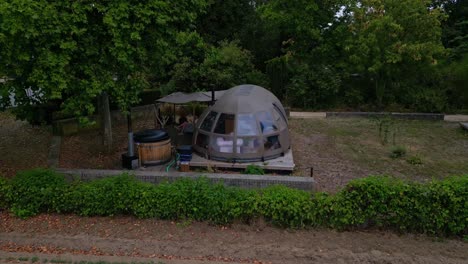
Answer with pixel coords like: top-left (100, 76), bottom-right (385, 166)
top-left (177, 145), bottom-right (192, 155)
top-left (122, 153), bottom-right (139, 170)
top-left (133, 129), bottom-right (169, 143)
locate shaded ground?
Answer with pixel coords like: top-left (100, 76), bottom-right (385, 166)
top-left (0, 111), bottom-right (51, 178)
top-left (59, 118), bottom-right (153, 170)
top-left (1, 212), bottom-right (467, 264)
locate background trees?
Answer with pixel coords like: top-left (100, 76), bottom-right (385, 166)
top-left (0, 0), bottom-right (208, 122)
top-left (1, 0), bottom-right (466, 123)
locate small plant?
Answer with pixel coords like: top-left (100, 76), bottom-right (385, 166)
top-left (31, 256), bottom-right (40, 263)
top-left (390, 145), bottom-right (407, 159)
top-left (18, 257), bottom-right (29, 261)
top-left (371, 115), bottom-right (398, 145)
top-left (244, 165), bottom-right (265, 175)
top-left (406, 155), bottom-right (423, 165)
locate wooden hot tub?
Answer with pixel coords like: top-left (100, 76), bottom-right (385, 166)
top-left (134, 129), bottom-right (172, 166)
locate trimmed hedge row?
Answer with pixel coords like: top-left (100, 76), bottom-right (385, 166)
top-left (0, 169), bottom-right (466, 236)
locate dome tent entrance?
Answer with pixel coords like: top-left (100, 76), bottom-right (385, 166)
top-left (193, 84), bottom-right (290, 162)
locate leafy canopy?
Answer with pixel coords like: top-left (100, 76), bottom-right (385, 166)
top-left (0, 0), bottom-right (208, 121)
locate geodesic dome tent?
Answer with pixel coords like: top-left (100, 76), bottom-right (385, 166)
top-left (193, 84), bottom-right (290, 162)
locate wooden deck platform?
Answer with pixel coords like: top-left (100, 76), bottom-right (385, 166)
top-left (189, 149), bottom-right (295, 171)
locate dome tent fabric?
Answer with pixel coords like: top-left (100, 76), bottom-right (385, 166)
top-left (193, 84), bottom-right (290, 162)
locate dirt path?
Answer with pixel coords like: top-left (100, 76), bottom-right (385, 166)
top-left (0, 213), bottom-right (466, 264)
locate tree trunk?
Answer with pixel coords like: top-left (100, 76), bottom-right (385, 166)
top-left (101, 92), bottom-right (113, 152)
top-left (375, 75), bottom-right (386, 109)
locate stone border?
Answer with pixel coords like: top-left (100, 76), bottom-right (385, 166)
top-left (326, 112), bottom-right (444, 120)
top-left (56, 168), bottom-right (315, 191)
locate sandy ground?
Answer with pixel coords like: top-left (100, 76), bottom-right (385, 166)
top-left (0, 212), bottom-right (467, 264)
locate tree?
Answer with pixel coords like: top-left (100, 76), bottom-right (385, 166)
top-left (163, 40), bottom-right (267, 94)
top-left (0, 0), bottom-right (207, 124)
top-left (258, 0), bottom-right (344, 105)
top-left (342, 0), bottom-right (446, 107)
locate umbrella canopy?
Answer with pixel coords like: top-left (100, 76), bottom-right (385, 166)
top-left (156, 90), bottom-right (226, 104)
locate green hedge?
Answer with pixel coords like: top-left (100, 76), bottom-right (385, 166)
top-left (0, 169), bottom-right (466, 236)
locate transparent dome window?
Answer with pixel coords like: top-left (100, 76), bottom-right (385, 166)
top-left (195, 133), bottom-right (209, 150)
top-left (211, 135), bottom-right (239, 153)
top-left (264, 135), bottom-right (281, 151)
top-left (272, 108), bottom-right (287, 130)
top-left (214, 113), bottom-right (235, 135)
top-left (200, 111), bottom-right (218, 132)
top-left (256, 111), bottom-right (278, 135)
top-left (239, 137), bottom-right (261, 154)
top-left (237, 114), bottom-right (258, 136)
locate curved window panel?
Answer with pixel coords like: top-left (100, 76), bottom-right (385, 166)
top-left (272, 109), bottom-right (286, 130)
top-left (264, 135), bottom-right (281, 151)
top-left (256, 111), bottom-right (278, 135)
top-left (200, 111), bottom-right (218, 132)
top-left (214, 113), bottom-right (235, 135)
top-left (237, 114), bottom-right (258, 136)
top-left (195, 133), bottom-right (209, 150)
top-left (239, 137), bottom-right (261, 154)
top-left (273, 103), bottom-right (288, 124)
top-left (211, 135), bottom-right (240, 153)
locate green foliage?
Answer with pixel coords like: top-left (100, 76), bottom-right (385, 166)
top-left (259, 185), bottom-right (313, 228)
top-left (244, 165), bottom-right (265, 175)
top-left (406, 156), bottom-right (423, 165)
top-left (68, 174), bottom-right (145, 216)
top-left (286, 63), bottom-right (342, 109)
top-left (390, 146), bottom-right (407, 159)
top-left (371, 115), bottom-right (399, 145)
top-left (0, 176), bottom-right (10, 210)
top-left (163, 40), bottom-right (267, 95)
top-left (342, 0), bottom-right (446, 107)
top-left (0, 0), bottom-right (209, 122)
top-left (7, 169), bottom-right (67, 218)
top-left (2, 169), bottom-right (467, 236)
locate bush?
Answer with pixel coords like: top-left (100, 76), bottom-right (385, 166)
top-left (71, 174), bottom-right (146, 216)
top-left (259, 185), bottom-right (313, 228)
top-left (332, 176), bottom-right (468, 235)
top-left (390, 146), bottom-right (406, 159)
top-left (244, 165), bottom-right (265, 175)
top-left (7, 169), bottom-right (67, 218)
top-left (406, 156), bottom-right (423, 165)
top-left (2, 169), bottom-right (467, 236)
top-left (0, 176), bottom-right (10, 210)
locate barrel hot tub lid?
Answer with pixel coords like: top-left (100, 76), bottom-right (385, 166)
top-left (134, 129), bottom-right (170, 143)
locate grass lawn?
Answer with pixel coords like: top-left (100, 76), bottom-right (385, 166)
top-left (290, 117), bottom-right (468, 184)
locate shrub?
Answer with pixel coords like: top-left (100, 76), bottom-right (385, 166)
top-left (390, 146), bottom-right (406, 159)
top-left (0, 176), bottom-right (11, 210)
top-left (71, 174), bottom-right (146, 216)
top-left (244, 165), bottom-right (265, 175)
top-left (3, 169), bottom-right (467, 236)
top-left (406, 156), bottom-right (423, 165)
top-left (417, 176), bottom-right (468, 235)
top-left (259, 185), bottom-right (313, 228)
top-left (332, 176), bottom-right (420, 231)
top-left (7, 169), bottom-right (67, 218)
